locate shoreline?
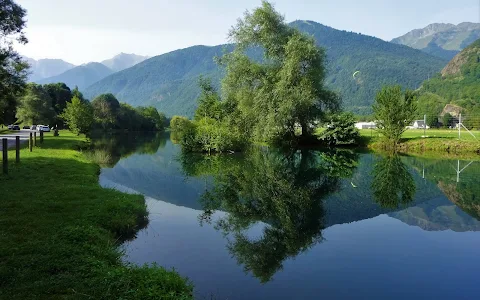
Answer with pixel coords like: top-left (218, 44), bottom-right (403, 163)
top-left (0, 131), bottom-right (192, 299)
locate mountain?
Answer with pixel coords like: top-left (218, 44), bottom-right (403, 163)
top-left (37, 62), bottom-right (114, 90)
top-left (25, 57), bottom-right (75, 81)
top-left (85, 45), bottom-right (231, 117)
top-left (416, 39), bottom-right (480, 117)
top-left (101, 53), bottom-right (149, 72)
top-left (85, 20), bottom-right (447, 117)
top-left (392, 22), bottom-right (480, 60)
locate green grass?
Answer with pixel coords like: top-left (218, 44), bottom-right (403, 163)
top-left (360, 128), bottom-right (480, 141)
top-left (0, 128), bottom-right (9, 134)
top-left (360, 129), bottom-right (480, 155)
top-left (0, 131), bottom-right (192, 299)
top-left (315, 127), bottom-right (480, 156)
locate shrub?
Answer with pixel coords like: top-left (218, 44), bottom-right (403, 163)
top-left (320, 112), bottom-right (360, 146)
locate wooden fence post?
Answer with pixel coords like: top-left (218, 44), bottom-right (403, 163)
top-left (16, 136), bottom-right (20, 163)
top-left (40, 131), bottom-right (44, 144)
top-left (34, 132), bottom-right (37, 147)
top-left (2, 138), bottom-right (7, 175)
top-left (29, 132), bottom-right (33, 152)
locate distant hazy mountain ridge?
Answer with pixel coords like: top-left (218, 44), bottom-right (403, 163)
top-left (25, 57), bottom-right (75, 81)
top-left (101, 53), bottom-right (149, 72)
top-left (392, 22), bottom-right (480, 60)
top-left (37, 62), bottom-right (114, 90)
top-left (30, 53), bottom-right (148, 90)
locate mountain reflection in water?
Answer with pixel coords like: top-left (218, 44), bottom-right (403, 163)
top-left (97, 133), bottom-right (480, 299)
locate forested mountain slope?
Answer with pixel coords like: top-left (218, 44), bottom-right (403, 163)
top-left (416, 39), bottom-right (480, 118)
top-left (85, 21), bottom-right (447, 117)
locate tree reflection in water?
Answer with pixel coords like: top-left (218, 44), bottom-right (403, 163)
top-left (181, 148), bottom-right (359, 283)
top-left (371, 154), bottom-right (416, 209)
top-left (89, 132), bottom-right (167, 167)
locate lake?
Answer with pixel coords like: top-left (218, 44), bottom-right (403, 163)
top-left (95, 133), bottom-right (480, 300)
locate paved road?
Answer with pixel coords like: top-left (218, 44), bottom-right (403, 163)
top-left (0, 130), bottom-right (34, 150)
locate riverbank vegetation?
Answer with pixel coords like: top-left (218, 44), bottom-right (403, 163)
top-left (0, 131), bottom-right (192, 299)
top-left (15, 83), bottom-right (167, 134)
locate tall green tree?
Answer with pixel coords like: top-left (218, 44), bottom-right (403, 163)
top-left (426, 115), bottom-right (438, 128)
top-left (117, 103), bottom-right (141, 130)
top-left (442, 113), bottom-right (453, 128)
top-left (43, 83), bottom-right (72, 127)
top-left (60, 95), bottom-right (94, 135)
top-left (194, 76), bottom-right (222, 121)
top-left (43, 83), bottom-right (72, 115)
top-left (16, 83), bottom-right (54, 125)
top-left (137, 106), bottom-right (166, 131)
top-left (220, 0), bottom-right (339, 144)
top-left (373, 85), bottom-right (417, 148)
top-left (72, 86), bottom-right (86, 102)
top-left (0, 0), bottom-right (29, 124)
top-left (91, 93), bottom-right (120, 129)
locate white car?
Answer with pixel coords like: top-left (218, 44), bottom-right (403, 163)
top-left (38, 125), bottom-right (50, 132)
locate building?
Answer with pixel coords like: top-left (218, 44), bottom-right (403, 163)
top-left (355, 122), bottom-right (376, 129)
top-left (409, 120), bottom-right (429, 129)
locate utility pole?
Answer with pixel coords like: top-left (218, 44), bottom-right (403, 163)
top-left (458, 113), bottom-right (462, 139)
top-left (424, 114), bottom-right (426, 136)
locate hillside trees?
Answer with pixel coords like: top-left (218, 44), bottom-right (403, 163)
top-left (193, 76), bottom-right (222, 121)
top-left (60, 95), bottom-right (94, 135)
top-left (417, 39), bottom-right (480, 116)
top-left (137, 106), bottom-right (167, 131)
top-left (0, 0), bottom-right (29, 124)
top-left (16, 83), bottom-right (55, 124)
top-left (373, 85), bottom-right (417, 148)
top-left (44, 83), bottom-right (72, 115)
top-left (91, 93), bottom-right (120, 129)
top-left (88, 93), bottom-right (165, 132)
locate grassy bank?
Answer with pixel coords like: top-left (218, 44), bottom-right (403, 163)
top-left (0, 131), bottom-right (192, 299)
top-left (361, 129), bottom-right (480, 156)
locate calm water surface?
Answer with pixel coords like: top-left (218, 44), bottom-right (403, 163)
top-left (95, 133), bottom-right (480, 300)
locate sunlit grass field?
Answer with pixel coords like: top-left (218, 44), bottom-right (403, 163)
top-left (360, 128), bottom-right (480, 141)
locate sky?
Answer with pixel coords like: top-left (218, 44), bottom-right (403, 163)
top-left (16, 0), bottom-right (480, 65)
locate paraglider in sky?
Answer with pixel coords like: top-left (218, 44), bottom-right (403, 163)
top-left (353, 70), bottom-right (363, 85)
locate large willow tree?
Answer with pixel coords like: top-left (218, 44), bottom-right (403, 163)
top-left (220, 1), bottom-right (339, 144)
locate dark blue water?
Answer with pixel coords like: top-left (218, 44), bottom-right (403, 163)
top-left (97, 134), bottom-right (480, 300)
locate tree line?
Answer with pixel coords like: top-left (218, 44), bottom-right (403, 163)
top-left (10, 82), bottom-right (167, 134)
